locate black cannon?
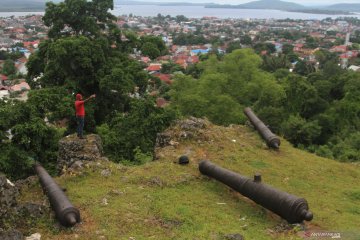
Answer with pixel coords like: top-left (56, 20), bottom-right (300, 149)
top-left (34, 163), bottom-right (80, 227)
top-left (243, 107), bottom-right (280, 149)
top-left (199, 160), bottom-right (313, 223)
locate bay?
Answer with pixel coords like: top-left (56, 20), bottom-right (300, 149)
top-left (112, 5), bottom-right (360, 19)
top-left (0, 5), bottom-right (359, 20)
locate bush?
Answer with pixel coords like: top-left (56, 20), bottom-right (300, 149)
top-left (97, 98), bottom-right (178, 163)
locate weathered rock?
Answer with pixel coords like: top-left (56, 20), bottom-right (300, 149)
top-left (101, 198), bottom-right (108, 206)
top-left (148, 176), bottom-right (164, 187)
top-left (0, 229), bottom-right (23, 240)
top-left (17, 202), bottom-right (46, 218)
top-left (57, 134), bottom-right (104, 174)
top-left (156, 132), bottom-right (172, 148)
top-left (273, 221), bottom-right (295, 233)
top-left (26, 233), bottom-right (41, 240)
top-left (0, 174), bottom-right (19, 220)
top-left (15, 175), bottom-right (37, 190)
top-left (69, 161), bottom-right (84, 171)
top-left (177, 117), bottom-right (207, 131)
top-left (108, 189), bottom-right (123, 196)
top-left (155, 117), bottom-right (209, 149)
top-left (101, 169), bottom-right (111, 177)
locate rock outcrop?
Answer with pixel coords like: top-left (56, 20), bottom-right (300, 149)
top-left (57, 134), bottom-right (107, 174)
top-left (0, 174), bottom-right (18, 221)
top-left (156, 117), bottom-right (209, 148)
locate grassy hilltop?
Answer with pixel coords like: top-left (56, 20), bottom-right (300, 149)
top-left (18, 120), bottom-right (360, 240)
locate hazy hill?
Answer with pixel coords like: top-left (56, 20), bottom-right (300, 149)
top-left (325, 3), bottom-right (360, 12)
top-left (236, 0), bottom-right (305, 10)
top-left (0, 0), bottom-right (46, 11)
top-left (14, 119), bottom-right (360, 239)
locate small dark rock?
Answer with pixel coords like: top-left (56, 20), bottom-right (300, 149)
top-left (178, 155), bottom-right (189, 165)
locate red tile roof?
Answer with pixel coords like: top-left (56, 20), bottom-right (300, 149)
top-left (154, 73), bottom-right (172, 84)
top-left (10, 82), bottom-right (31, 92)
top-left (0, 74), bottom-right (8, 81)
top-left (147, 64), bottom-right (162, 72)
top-left (156, 97), bottom-right (168, 108)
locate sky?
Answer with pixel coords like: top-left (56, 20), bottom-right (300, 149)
top-left (149, 0), bottom-right (360, 6)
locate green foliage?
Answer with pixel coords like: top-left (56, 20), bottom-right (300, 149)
top-left (141, 42), bottom-right (161, 59)
top-left (282, 115), bottom-right (321, 146)
top-left (0, 50), bottom-right (24, 61)
top-left (240, 35), bottom-right (252, 45)
top-left (170, 49), bottom-right (285, 126)
top-left (282, 43), bottom-right (294, 55)
top-left (169, 44), bottom-right (360, 161)
top-left (262, 54), bottom-right (290, 72)
top-left (175, 15), bottom-right (188, 23)
top-left (226, 41), bottom-right (241, 53)
top-left (43, 0), bottom-right (115, 38)
top-left (314, 49), bottom-right (338, 68)
top-left (161, 62), bottom-right (184, 74)
top-left (305, 36), bottom-right (319, 49)
top-left (2, 59), bottom-right (16, 76)
top-left (27, 36), bottom-right (107, 94)
top-left (173, 33), bottom-right (208, 45)
top-left (253, 42), bottom-right (276, 54)
top-left (140, 35), bottom-right (167, 56)
top-left (98, 98), bottom-right (177, 162)
top-left (0, 145), bottom-right (34, 180)
top-left (0, 98), bottom-right (63, 180)
top-left (293, 60), bottom-right (316, 76)
top-left (27, 87), bottom-right (74, 122)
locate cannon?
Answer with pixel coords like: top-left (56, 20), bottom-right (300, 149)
top-left (199, 160), bottom-right (313, 223)
top-left (34, 163), bottom-right (80, 227)
top-left (243, 107), bottom-right (280, 149)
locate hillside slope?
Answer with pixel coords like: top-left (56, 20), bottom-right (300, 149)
top-left (17, 119), bottom-right (360, 240)
top-left (325, 3), bottom-right (360, 12)
top-left (237, 0), bottom-right (305, 10)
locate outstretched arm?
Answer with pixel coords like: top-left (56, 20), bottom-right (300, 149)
top-left (83, 94), bottom-right (96, 103)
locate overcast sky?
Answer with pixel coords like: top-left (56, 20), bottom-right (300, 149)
top-left (150, 0), bottom-right (360, 6)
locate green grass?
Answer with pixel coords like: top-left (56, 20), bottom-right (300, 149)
top-left (18, 123), bottom-right (360, 239)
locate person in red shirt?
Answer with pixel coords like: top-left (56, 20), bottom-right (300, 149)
top-left (75, 93), bottom-right (96, 139)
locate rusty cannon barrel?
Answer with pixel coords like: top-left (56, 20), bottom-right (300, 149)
top-left (34, 163), bottom-right (80, 227)
top-left (243, 107), bottom-right (280, 149)
top-left (199, 160), bottom-right (313, 223)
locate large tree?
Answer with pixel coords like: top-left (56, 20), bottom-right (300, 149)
top-left (27, 0), bottom-right (149, 125)
top-left (43, 0), bottom-right (115, 38)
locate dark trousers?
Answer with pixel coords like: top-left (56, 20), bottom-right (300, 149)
top-left (76, 116), bottom-right (84, 137)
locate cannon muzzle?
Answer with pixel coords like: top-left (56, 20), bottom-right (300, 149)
top-left (244, 107), bottom-right (280, 149)
top-left (34, 163), bottom-right (80, 227)
top-left (199, 160), bottom-right (313, 223)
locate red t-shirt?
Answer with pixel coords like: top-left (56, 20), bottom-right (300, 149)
top-left (75, 100), bottom-right (85, 116)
